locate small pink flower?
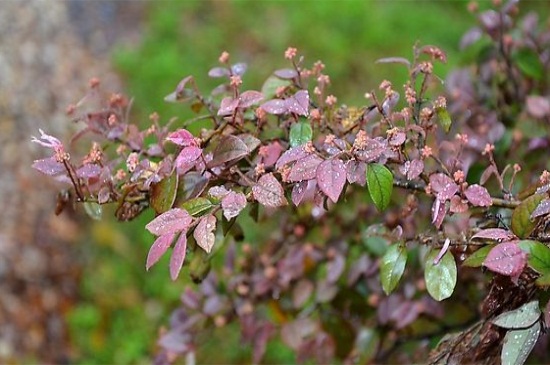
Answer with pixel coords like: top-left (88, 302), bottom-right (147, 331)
top-left (317, 74), bottom-right (330, 85)
top-left (421, 146), bottom-right (433, 159)
top-left (284, 47), bottom-right (298, 60)
top-left (325, 95), bottom-right (337, 106)
top-left (453, 170), bottom-right (465, 183)
top-left (540, 170), bottom-right (550, 184)
top-left (126, 152), bottom-right (139, 173)
top-left (312, 60), bottom-right (325, 73)
top-left (230, 75), bottom-right (242, 87)
top-left (482, 143), bottom-right (495, 156)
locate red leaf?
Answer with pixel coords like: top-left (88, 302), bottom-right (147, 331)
top-left (316, 159), bottom-right (346, 203)
top-left (166, 129), bottom-right (196, 147)
top-left (464, 184), bottom-right (492, 207)
top-left (194, 215), bottom-right (216, 253)
top-left (169, 232), bottom-right (188, 280)
top-left (175, 146), bottom-right (202, 174)
top-left (146, 232), bottom-right (175, 270)
top-left (288, 154), bottom-right (323, 182)
top-left (253, 173), bottom-right (287, 207)
top-left (430, 173), bottom-right (459, 201)
top-left (32, 157), bottom-right (65, 176)
top-left (275, 145), bottom-right (309, 169)
top-left (483, 242), bottom-right (527, 276)
top-left (471, 228), bottom-right (516, 241)
top-left (261, 99), bottom-right (288, 114)
top-left (145, 208), bottom-right (192, 236)
top-left (286, 90), bottom-right (309, 116)
top-left (239, 90), bottom-right (264, 108)
top-left (221, 191), bottom-right (247, 220)
top-left (532, 198), bottom-right (550, 219)
top-left (218, 96), bottom-right (240, 116)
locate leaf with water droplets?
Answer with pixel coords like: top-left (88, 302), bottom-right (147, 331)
top-left (424, 250), bottom-right (457, 301)
top-left (221, 191), bottom-right (247, 220)
top-left (253, 173), bottom-right (287, 207)
top-left (492, 300), bottom-right (541, 329)
top-left (430, 173), bottom-right (458, 201)
top-left (170, 232), bottom-right (188, 280)
top-left (275, 145), bottom-right (309, 169)
top-left (462, 245), bottom-right (494, 268)
top-left (166, 129), bottom-right (196, 147)
top-left (501, 322), bottom-right (541, 365)
top-left (261, 99), bottom-right (288, 115)
top-left (194, 215), bottom-right (216, 254)
top-left (355, 138), bottom-right (386, 162)
top-left (286, 90), bottom-right (309, 116)
top-left (175, 146), bottom-right (202, 174)
top-left (145, 208), bottom-right (192, 236)
top-left (217, 96), bottom-right (240, 116)
top-left (239, 90), bottom-right (264, 108)
top-left (380, 243), bottom-right (408, 295)
top-left (76, 164), bottom-right (102, 179)
top-left (464, 184), bottom-right (492, 207)
top-left (180, 197), bottom-right (214, 217)
top-left (146, 232), bottom-right (175, 270)
top-left (291, 180), bottom-right (308, 206)
top-left (288, 154), bottom-right (323, 182)
top-left (518, 240), bottom-right (550, 275)
top-left (150, 170), bottom-right (179, 214)
top-left (208, 135), bottom-right (249, 167)
top-left (317, 159), bottom-right (346, 203)
top-left (511, 193), bottom-right (545, 239)
top-left (346, 160), bottom-right (367, 186)
top-left (32, 157), bottom-right (65, 176)
top-left (366, 163), bottom-right (393, 211)
top-left (483, 242), bottom-right (527, 277)
top-left (471, 228), bottom-right (516, 242)
top-left (289, 120), bottom-right (312, 147)
top-left (531, 198), bottom-right (550, 219)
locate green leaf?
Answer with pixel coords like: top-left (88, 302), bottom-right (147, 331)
top-left (180, 197), bottom-right (214, 217)
top-left (513, 48), bottom-right (544, 81)
top-left (462, 245), bottom-right (494, 268)
top-left (289, 120), bottom-right (313, 147)
top-left (363, 236), bottom-right (388, 257)
top-left (150, 171), bottom-right (178, 214)
top-left (518, 240), bottom-right (550, 275)
top-left (424, 250), bottom-right (457, 301)
top-left (492, 300), bottom-right (541, 329)
top-left (511, 194), bottom-right (545, 239)
top-left (261, 75), bottom-right (292, 99)
top-left (501, 322), bottom-right (541, 365)
top-left (380, 243), bottom-right (408, 295)
top-left (366, 163), bottom-right (393, 211)
top-left (436, 106), bottom-right (452, 133)
top-left (535, 273), bottom-right (550, 287)
top-left (83, 202), bottom-right (102, 220)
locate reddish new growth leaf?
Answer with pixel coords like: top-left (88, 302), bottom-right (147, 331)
top-left (260, 141), bottom-right (284, 168)
top-left (221, 191), bottom-right (247, 220)
top-left (166, 129), bottom-right (197, 147)
top-left (260, 90), bottom-right (310, 116)
top-left (146, 232), bottom-right (176, 270)
top-left (399, 159), bottom-right (424, 181)
top-left (253, 173), bottom-right (287, 207)
top-left (275, 145), bottom-right (309, 169)
top-left (316, 159), bottom-right (346, 203)
top-left (483, 241), bottom-right (527, 277)
top-left (464, 184), bottom-right (492, 207)
top-left (449, 196), bottom-right (468, 213)
top-left (175, 146), bottom-right (202, 174)
top-left (355, 137), bottom-right (387, 163)
top-left (194, 215), bottom-right (217, 254)
top-left (288, 154), bottom-right (323, 182)
top-left (471, 228), bottom-right (516, 242)
top-left (430, 173), bottom-right (459, 201)
top-left (170, 233), bottom-right (188, 280)
top-left (145, 208), bottom-right (193, 236)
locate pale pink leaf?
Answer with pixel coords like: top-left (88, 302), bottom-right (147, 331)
top-left (146, 232), bottom-right (175, 270)
top-left (431, 198), bottom-right (446, 229)
top-left (532, 198), bottom-right (550, 219)
top-left (32, 157), bottom-right (65, 176)
top-left (471, 228), bottom-right (516, 241)
top-left (389, 131), bottom-right (406, 147)
top-left (287, 154), bottom-right (323, 182)
top-left (355, 138), bottom-right (387, 162)
top-left (483, 242), bottom-right (527, 277)
top-left (145, 208), bottom-right (192, 236)
top-left (76, 164), bottom-right (102, 179)
top-left (261, 99), bottom-right (288, 115)
top-left (526, 96), bottom-right (550, 119)
top-left (260, 141), bottom-right (284, 167)
top-left (464, 184), bottom-right (492, 207)
top-left (221, 191), bottom-right (247, 220)
top-left (218, 96), bottom-right (240, 116)
top-left (253, 173), bottom-right (287, 207)
top-left (430, 173), bottom-right (459, 201)
top-left (194, 215), bottom-right (216, 254)
top-left (449, 195), bottom-right (468, 213)
top-left (169, 232), bottom-right (188, 280)
top-left (275, 145), bottom-right (309, 169)
top-left (346, 160), bottom-right (367, 186)
top-left (316, 159), bottom-right (346, 203)
top-left (175, 146), bottom-right (202, 174)
top-left (208, 186), bottom-right (230, 199)
top-left (239, 90), bottom-right (264, 108)
top-left (166, 129), bottom-right (196, 147)
top-left (286, 90), bottom-right (309, 116)
top-left (407, 159), bottom-right (424, 180)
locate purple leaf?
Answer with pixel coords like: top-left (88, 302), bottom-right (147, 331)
top-left (221, 191), bottom-right (247, 220)
top-left (526, 96), bottom-right (550, 119)
top-left (532, 198), bottom-right (550, 219)
top-left (292, 180), bottom-right (309, 206)
top-left (261, 99), bottom-right (288, 115)
top-left (260, 141), bottom-right (284, 167)
top-left (175, 146), bottom-right (202, 174)
top-left (194, 215), bottom-right (216, 254)
top-left (274, 68), bottom-right (299, 79)
top-left (208, 135), bottom-right (249, 167)
top-left (288, 154), bottom-right (323, 182)
top-left (165, 76), bottom-right (194, 102)
top-left (355, 138), bottom-right (387, 162)
top-left (431, 198), bottom-right (446, 229)
top-left (382, 91), bottom-right (400, 115)
top-left (465, 184), bottom-right (492, 207)
top-left (239, 90), bottom-right (264, 108)
top-left (286, 90), bottom-right (309, 116)
top-left (166, 129), bottom-right (196, 147)
top-left (208, 67), bottom-right (229, 78)
top-left (375, 57), bottom-right (411, 67)
top-left (253, 173), bottom-right (287, 207)
top-left (472, 228), bottom-right (516, 242)
top-left (346, 160), bottom-right (367, 186)
top-left (430, 173), bottom-right (459, 201)
top-left (145, 208), bottom-right (192, 236)
top-left (483, 242), bottom-right (527, 277)
top-left (146, 232), bottom-right (175, 270)
top-left (170, 232), bottom-right (188, 280)
top-left (316, 159), bottom-right (346, 203)
top-left (217, 96), bottom-right (240, 116)
top-left (231, 62), bottom-right (247, 76)
top-left (460, 27), bottom-right (483, 50)
top-left (32, 157), bottom-right (65, 176)
top-left (389, 131), bottom-right (406, 147)
top-left (407, 159), bottom-right (424, 180)
top-left (275, 145), bottom-right (309, 169)
top-left (76, 164), bottom-right (102, 179)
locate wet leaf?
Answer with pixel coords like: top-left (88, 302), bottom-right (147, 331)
top-left (366, 163), bottom-right (393, 211)
top-left (146, 208), bottom-right (192, 236)
top-left (346, 160), bottom-right (367, 186)
top-left (209, 135), bottom-right (249, 167)
top-left (425, 250), bottom-right (457, 301)
top-left (150, 171), bottom-right (179, 214)
top-left (289, 120), bottom-right (313, 147)
top-left (146, 232), bottom-right (175, 270)
top-left (472, 228), bottom-right (516, 242)
top-left (275, 145), bottom-right (309, 169)
top-left (518, 240), bottom-right (550, 275)
top-left (83, 202), bottom-right (102, 221)
top-left (511, 194), bottom-right (545, 239)
top-left (501, 322), bottom-right (541, 365)
top-left (492, 300), bottom-right (541, 329)
top-left (32, 157), bottom-right (65, 176)
top-left (175, 146), bottom-right (202, 174)
top-left (253, 173), bottom-right (287, 207)
top-left (261, 99), bottom-right (288, 114)
top-left (170, 233), bottom-right (188, 280)
top-left (180, 197), bottom-right (214, 217)
top-left (291, 180), bottom-right (308, 206)
top-left (355, 138), bottom-right (386, 163)
top-left (483, 242), bottom-right (527, 277)
top-left (464, 184), bottom-right (492, 207)
top-left (176, 172), bottom-right (208, 203)
top-left (194, 215), bottom-right (216, 254)
top-left (239, 90), bottom-right (264, 108)
top-left (380, 243), bottom-right (408, 295)
top-left (462, 245), bottom-right (494, 267)
top-left (431, 198), bottom-right (446, 229)
top-left (430, 173), bottom-right (458, 201)
top-left (317, 159), bottom-right (346, 203)
top-left (286, 90), bottom-right (309, 116)
top-left (288, 154), bottom-right (323, 182)
top-left (217, 96), bottom-right (240, 116)
top-left (531, 198), bottom-right (550, 219)
top-left (221, 191), bottom-right (247, 220)
top-left (166, 129), bottom-right (196, 147)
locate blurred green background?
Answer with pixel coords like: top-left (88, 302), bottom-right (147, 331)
top-left (67, 1), bottom-right (545, 363)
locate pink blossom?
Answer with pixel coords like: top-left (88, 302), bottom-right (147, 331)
top-left (284, 47), bottom-right (298, 60)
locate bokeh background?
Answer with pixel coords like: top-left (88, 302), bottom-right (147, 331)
top-left (1, 0), bottom-right (547, 363)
